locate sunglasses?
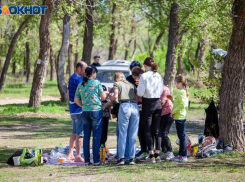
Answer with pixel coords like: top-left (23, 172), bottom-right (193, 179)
top-left (131, 62), bottom-right (140, 66)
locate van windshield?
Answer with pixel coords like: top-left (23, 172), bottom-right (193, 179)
top-left (96, 70), bottom-right (130, 83)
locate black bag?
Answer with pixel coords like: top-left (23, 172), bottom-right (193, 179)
top-left (204, 101), bottom-right (219, 138)
top-left (7, 149), bottom-right (23, 166)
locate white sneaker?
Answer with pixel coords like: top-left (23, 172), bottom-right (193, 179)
top-left (160, 153), bottom-right (166, 160)
top-left (173, 155), bottom-right (187, 162)
top-left (165, 152), bottom-right (175, 161)
top-left (136, 152), bottom-right (148, 160)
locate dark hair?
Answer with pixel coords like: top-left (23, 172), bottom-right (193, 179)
top-left (144, 57), bottom-right (158, 72)
top-left (132, 68), bottom-right (144, 76)
top-left (76, 61), bottom-right (86, 70)
top-left (130, 60), bottom-right (142, 70)
top-left (82, 66), bottom-right (98, 86)
top-left (175, 76), bottom-right (189, 97)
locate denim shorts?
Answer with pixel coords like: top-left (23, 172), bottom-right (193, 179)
top-left (71, 113), bottom-right (84, 137)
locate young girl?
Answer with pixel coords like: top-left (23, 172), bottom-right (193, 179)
top-left (172, 76), bottom-right (189, 162)
top-left (160, 85), bottom-right (174, 161)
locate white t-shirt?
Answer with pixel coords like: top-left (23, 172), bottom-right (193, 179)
top-left (137, 71), bottom-right (164, 98)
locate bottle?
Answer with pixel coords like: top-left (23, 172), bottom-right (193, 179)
top-left (100, 144), bottom-right (106, 164)
top-left (38, 149), bottom-right (43, 166)
top-left (58, 143), bottom-right (64, 153)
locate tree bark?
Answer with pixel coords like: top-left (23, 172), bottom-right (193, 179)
top-left (0, 17), bottom-right (30, 91)
top-left (68, 44), bottom-right (74, 77)
top-left (150, 32), bottom-right (164, 58)
top-left (197, 37), bottom-right (208, 78)
top-left (124, 15), bottom-right (136, 60)
top-left (164, 3), bottom-right (180, 92)
top-left (108, 3), bottom-right (117, 60)
top-left (219, 0), bottom-right (245, 152)
top-left (26, 29), bottom-right (30, 83)
top-left (74, 37), bottom-right (79, 66)
top-left (81, 0), bottom-right (94, 64)
top-left (177, 45), bottom-right (184, 76)
top-left (131, 39), bottom-right (137, 61)
top-left (50, 46), bottom-right (56, 81)
top-left (28, 0), bottom-right (53, 108)
top-left (57, 3), bottom-right (71, 102)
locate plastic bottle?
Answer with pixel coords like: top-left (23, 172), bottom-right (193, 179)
top-left (38, 149), bottom-right (43, 166)
top-left (100, 144), bottom-right (106, 164)
top-left (58, 143), bottom-right (64, 153)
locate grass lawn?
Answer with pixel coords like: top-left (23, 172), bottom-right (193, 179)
top-left (0, 76), bottom-right (245, 181)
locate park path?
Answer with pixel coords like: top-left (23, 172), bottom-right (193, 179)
top-left (0, 96), bottom-right (60, 105)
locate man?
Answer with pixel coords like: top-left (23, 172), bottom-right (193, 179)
top-left (67, 61), bottom-right (87, 162)
top-left (90, 55), bottom-right (101, 67)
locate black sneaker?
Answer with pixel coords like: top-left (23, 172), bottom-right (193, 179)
top-left (129, 158), bottom-right (136, 165)
top-left (116, 158), bottom-right (125, 166)
top-left (136, 150), bottom-right (143, 158)
top-left (85, 162), bottom-right (93, 166)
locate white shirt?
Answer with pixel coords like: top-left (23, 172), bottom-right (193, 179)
top-left (137, 71), bottom-right (164, 98)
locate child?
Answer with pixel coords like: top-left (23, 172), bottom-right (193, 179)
top-left (100, 86), bottom-right (111, 148)
top-left (159, 85), bottom-right (174, 161)
top-left (171, 76), bottom-right (189, 162)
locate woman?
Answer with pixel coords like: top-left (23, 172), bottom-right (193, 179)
top-left (126, 60), bottom-right (142, 87)
top-left (111, 72), bottom-right (139, 165)
top-left (137, 57), bottom-right (163, 163)
top-left (75, 66), bottom-right (107, 166)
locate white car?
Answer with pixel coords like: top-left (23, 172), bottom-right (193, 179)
top-left (96, 60), bottom-right (132, 91)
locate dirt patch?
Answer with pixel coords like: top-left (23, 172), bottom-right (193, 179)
top-left (0, 96), bottom-right (60, 106)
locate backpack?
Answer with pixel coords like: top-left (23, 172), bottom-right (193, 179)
top-left (195, 144), bottom-right (217, 158)
top-left (7, 149), bottom-right (23, 166)
top-left (202, 136), bottom-right (216, 148)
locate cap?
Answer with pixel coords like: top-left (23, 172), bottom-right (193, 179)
top-left (94, 55), bottom-right (100, 59)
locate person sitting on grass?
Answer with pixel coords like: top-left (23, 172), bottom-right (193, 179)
top-left (67, 61), bottom-right (87, 162)
top-left (75, 66), bottom-right (108, 166)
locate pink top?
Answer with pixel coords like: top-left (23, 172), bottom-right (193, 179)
top-left (160, 85), bottom-right (173, 116)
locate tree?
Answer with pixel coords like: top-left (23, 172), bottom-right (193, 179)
top-left (108, 3), bottom-right (117, 60)
top-left (50, 46), bottom-right (56, 81)
top-left (0, 17), bottom-right (31, 91)
top-left (164, 2), bottom-right (180, 92)
top-left (26, 28), bottom-right (31, 83)
top-left (68, 44), bottom-right (74, 77)
top-left (28, 0), bottom-right (54, 108)
top-left (57, 0), bottom-right (71, 102)
top-left (81, 0), bottom-right (94, 64)
top-left (219, 0), bottom-right (245, 152)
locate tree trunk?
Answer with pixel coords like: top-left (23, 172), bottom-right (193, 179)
top-left (50, 46), bottom-right (56, 81)
top-left (124, 15), bottom-right (136, 60)
top-left (197, 37), bottom-right (208, 78)
top-left (81, 0), bottom-right (94, 65)
top-left (164, 3), bottom-right (180, 92)
top-left (0, 17), bottom-right (30, 91)
top-left (219, 0), bottom-right (245, 152)
top-left (26, 29), bottom-right (30, 83)
top-left (187, 38), bottom-right (195, 74)
top-left (68, 44), bottom-right (74, 77)
top-left (108, 3), bottom-right (117, 60)
top-left (177, 45), bottom-right (184, 76)
top-left (150, 32), bottom-right (164, 58)
top-left (74, 37), bottom-right (79, 66)
top-left (28, 0), bottom-right (53, 108)
top-left (57, 5), bottom-right (71, 102)
top-left (131, 39), bottom-right (137, 61)
top-left (12, 61), bottom-right (16, 76)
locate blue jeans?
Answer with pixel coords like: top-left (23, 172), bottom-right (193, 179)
top-left (71, 113), bottom-right (84, 137)
top-left (175, 119), bottom-right (187, 156)
top-left (82, 110), bottom-right (103, 163)
top-left (118, 103), bottom-right (139, 159)
top-left (116, 123), bottom-right (129, 160)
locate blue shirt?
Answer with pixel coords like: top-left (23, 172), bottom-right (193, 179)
top-left (68, 73), bottom-right (83, 114)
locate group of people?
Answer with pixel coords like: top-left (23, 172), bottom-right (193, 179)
top-left (66, 56), bottom-right (189, 166)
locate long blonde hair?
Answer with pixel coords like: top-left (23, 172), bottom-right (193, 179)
top-left (114, 72), bottom-right (126, 82)
top-left (175, 76), bottom-right (189, 98)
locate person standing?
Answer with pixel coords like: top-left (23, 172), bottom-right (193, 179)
top-left (126, 60), bottom-right (142, 86)
top-left (171, 76), bottom-right (189, 162)
top-left (137, 57), bottom-right (163, 163)
top-left (75, 66), bottom-right (107, 166)
top-left (159, 85), bottom-right (175, 161)
top-left (90, 55), bottom-right (101, 67)
top-left (67, 61), bottom-right (87, 162)
top-left (111, 72), bottom-right (139, 165)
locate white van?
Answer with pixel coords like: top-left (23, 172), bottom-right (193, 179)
top-left (96, 60), bottom-right (132, 91)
